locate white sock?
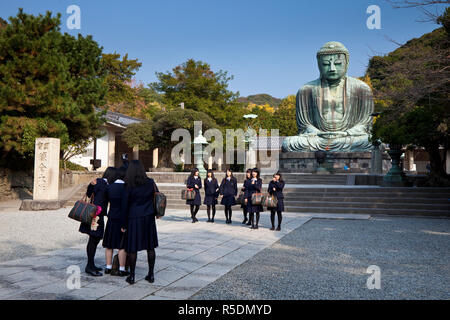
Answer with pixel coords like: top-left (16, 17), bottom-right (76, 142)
top-left (119, 266), bottom-right (125, 271)
top-left (106, 265), bottom-right (112, 269)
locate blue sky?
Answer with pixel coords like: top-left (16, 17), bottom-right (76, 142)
top-left (0, 0), bottom-right (445, 98)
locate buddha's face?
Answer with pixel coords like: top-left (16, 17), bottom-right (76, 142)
top-left (318, 54), bottom-right (347, 82)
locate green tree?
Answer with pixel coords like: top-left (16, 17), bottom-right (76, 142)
top-left (273, 95), bottom-right (297, 136)
top-left (367, 7), bottom-right (450, 183)
top-left (101, 52), bottom-right (142, 116)
top-left (150, 59), bottom-right (243, 127)
top-left (0, 9), bottom-right (107, 169)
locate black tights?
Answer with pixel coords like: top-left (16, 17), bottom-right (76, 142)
top-left (190, 204), bottom-right (199, 219)
top-left (207, 205), bottom-right (216, 220)
top-left (270, 210), bottom-right (283, 228)
top-left (242, 207), bottom-right (248, 220)
top-left (127, 249), bottom-right (156, 276)
top-left (249, 212), bottom-right (260, 227)
top-left (224, 205), bottom-right (232, 221)
top-left (86, 236), bottom-right (101, 268)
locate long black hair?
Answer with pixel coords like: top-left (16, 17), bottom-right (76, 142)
top-left (274, 171), bottom-right (283, 182)
top-left (124, 160), bottom-right (148, 188)
top-left (225, 168), bottom-right (234, 178)
top-left (251, 167), bottom-right (260, 179)
top-left (116, 166), bottom-right (127, 181)
top-left (103, 167), bottom-right (117, 185)
top-left (205, 169), bottom-right (216, 182)
top-left (245, 168), bottom-right (252, 179)
top-left (190, 167), bottom-right (199, 177)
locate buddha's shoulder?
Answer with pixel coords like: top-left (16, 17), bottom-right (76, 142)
top-left (347, 76), bottom-right (372, 92)
top-left (298, 79), bottom-right (321, 93)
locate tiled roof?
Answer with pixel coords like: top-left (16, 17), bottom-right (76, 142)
top-left (96, 108), bottom-right (143, 127)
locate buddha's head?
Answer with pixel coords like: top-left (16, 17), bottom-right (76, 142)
top-left (317, 41), bottom-right (349, 82)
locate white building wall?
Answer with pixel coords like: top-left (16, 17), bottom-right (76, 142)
top-left (70, 130), bottom-right (110, 171)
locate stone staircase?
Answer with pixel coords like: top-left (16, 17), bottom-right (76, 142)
top-left (156, 184), bottom-right (450, 217)
top-left (61, 173), bottom-right (450, 217)
top-left (63, 183), bottom-right (88, 207)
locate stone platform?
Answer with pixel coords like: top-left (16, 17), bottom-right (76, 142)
top-left (0, 208), bottom-right (370, 300)
top-left (279, 151), bottom-right (391, 174)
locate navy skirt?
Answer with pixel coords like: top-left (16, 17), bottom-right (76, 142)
top-left (102, 219), bottom-right (126, 249)
top-left (125, 215), bottom-right (159, 253)
top-left (221, 195), bottom-right (236, 206)
top-left (79, 214), bottom-right (105, 239)
top-left (204, 195), bottom-right (218, 206)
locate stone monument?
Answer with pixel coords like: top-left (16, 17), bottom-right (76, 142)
top-left (280, 41), bottom-right (386, 173)
top-left (20, 138), bottom-right (61, 210)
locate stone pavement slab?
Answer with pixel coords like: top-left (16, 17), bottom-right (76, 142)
top-left (0, 209), bottom-right (370, 300)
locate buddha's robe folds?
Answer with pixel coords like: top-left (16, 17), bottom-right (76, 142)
top-left (282, 76), bottom-right (374, 152)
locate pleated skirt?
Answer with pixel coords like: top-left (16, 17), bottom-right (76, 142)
top-left (125, 215), bottom-right (158, 253)
top-left (204, 195), bottom-right (218, 205)
top-left (102, 219), bottom-right (126, 249)
top-left (221, 195), bottom-right (236, 206)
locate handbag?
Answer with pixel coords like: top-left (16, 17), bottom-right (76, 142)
top-left (263, 194), bottom-right (278, 208)
top-left (68, 194), bottom-right (97, 224)
top-left (153, 180), bottom-right (167, 217)
top-left (236, 190), bottom-right (245, 205)
top-left (182, 188), bottom-right (196, 200)
top-left (251, 193), bottom-right (264, 205)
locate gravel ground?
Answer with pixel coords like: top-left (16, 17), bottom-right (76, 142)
top-left (0, 204), bottom-right (86, 262)
top-left (191, 216), bottom-right (450, 300)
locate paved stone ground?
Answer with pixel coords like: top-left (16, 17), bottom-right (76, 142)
top-left (192, 216), bottom-right (450, 300)
top-left (0, 206), bottom-right (369, 300)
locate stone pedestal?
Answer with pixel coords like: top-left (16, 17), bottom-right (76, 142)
top-left (279, 151), bottom-right (390, 174)
top-left (20, 138), bottom-right (61, 211)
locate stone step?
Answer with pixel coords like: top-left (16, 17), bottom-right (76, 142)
top-left (162, 196), bottom-right (450, 205)
top-left (282, 206), bottom-right (450, 217)
top-left (163, 198), bottom-right (450, 211)
top-left (280, 201), bottom-right (450, 211)
top-left (156, 187), bottom-right (450, 197)
top-left (162, 203), bottom-right (449, 216)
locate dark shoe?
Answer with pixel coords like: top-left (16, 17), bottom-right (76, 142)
top-left (242, 219), bottom-right (248, 224)
top-left (207, 219), bottom-right (212, 223)
top-left (276, 226), bottom-right (281, 231)
top-left (126, 275), bottom-right (135, 284)
top-left (194, 217), bottom-right (198, 222)
top-left (211, 219), bottom-right (214, 223)
top-left (104, 268), bottom-right (112, 274)
top-left (145, 274), bottom-right (155, 283)
top-left (246, 221), bottom-right (252, 226)
top-left (118, 270), bottom-right (129, 277)
top-left (85, 266), bottom-right (102, 277)
top-left (255, 225), bottom-right (259, 229)
top-left (93, 265), bottom-right (102, 272)
top-left (270, 226), bottom-right (275, 231)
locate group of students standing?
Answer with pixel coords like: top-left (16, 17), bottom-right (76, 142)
top-left (185, 167), bottom-right (285, 231)
top-left (78, 162), bottom-right (285, 284)
top-left (79, 160), bottom-right (159, 285)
